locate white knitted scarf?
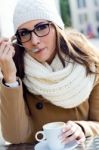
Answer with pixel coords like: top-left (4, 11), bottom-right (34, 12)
top-left (23, 53), bottom-right (95, 108)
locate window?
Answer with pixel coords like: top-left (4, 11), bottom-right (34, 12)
top-left (77, 0), bottom-right (86, 8)
top-left (84, 14), bottom-right (88, 22)
top-left (78, 13), bottom-right (88, 24)
top-left (96, 11), bottom-right (99, 21)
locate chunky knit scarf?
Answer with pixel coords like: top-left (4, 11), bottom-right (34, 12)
top-left (23, 53), bottom-right (95, 108)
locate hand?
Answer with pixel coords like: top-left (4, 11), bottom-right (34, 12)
top-left (60, 121), bottom-right (85, 144)
top-left (0, 38), bottom-right (17, 83)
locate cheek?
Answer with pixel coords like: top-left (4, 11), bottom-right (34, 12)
top-left (22, 42), bottom-right (30, 49)
top-left (45, 30), bottom-right (56, 52)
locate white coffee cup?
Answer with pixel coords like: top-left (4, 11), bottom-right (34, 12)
top-left (35, 122), bottom-right (66, 150)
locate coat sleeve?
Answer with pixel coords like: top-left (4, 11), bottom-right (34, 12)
top-left (0, 78), bottom-right (34, 144)
top-left (75, 73), bottom-right (99, 137)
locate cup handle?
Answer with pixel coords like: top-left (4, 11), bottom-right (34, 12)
top-left (35, 131), bottom-right (46, 142)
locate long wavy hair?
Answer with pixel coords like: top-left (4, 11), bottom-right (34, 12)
top-left (55, 25), bottom-right (99, 75)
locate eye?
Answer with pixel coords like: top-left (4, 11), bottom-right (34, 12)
top-left (36, 24), bottom-right (49, 31)
top-left (18, 30), bottom-right (30, 37)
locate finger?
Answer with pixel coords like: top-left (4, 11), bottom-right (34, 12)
top-left (1, 44), bottom-right (12, 57)
top-left (0, 47), bottom-right (10, 64)
top-left (7, 48), bottom-right (15, 58)
top-left (62, 125), bottom-right (77, 138)
top-left (0, 45), bottom-right (14, 65)
top-left (62, 120), bottom-right (77, 134)
top-left (10, 46), bottom-right (15, 57)
top-left (61, 121), bottom-right (75, 138)
top-left (61, 121), bottom-right (85, 144)
top-left (61, 123), bottom-right (85, 144)
top-left (0, 42), bottom-right (14, 54)
top-left (67, 121), bottom-right (76, 127)
top-left (2, 45), bottom-right (15, 59)
top-left (62, 123), bottom-right (72, 133)
top-left (0, 38), bottom-right (9, 44)
top-left (62, 129), bottom-right (81, 144)
top-left (77, 136), bottom-right (86, 144)
top-left (0, 40), bottom-right (12, 47)
top-left (66, 121), bottom-right (83, 136)
top-left (0, 42), bottom-right (8, 55)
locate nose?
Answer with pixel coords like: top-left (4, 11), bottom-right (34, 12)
top-left (31, 32), bottom-right (40, 46)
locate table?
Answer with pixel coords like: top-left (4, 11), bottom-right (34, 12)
top-left (0, 136), bottom-right (99, 150)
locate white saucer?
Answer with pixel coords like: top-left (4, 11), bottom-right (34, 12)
top-left (34, 141), bottom-right (50, 150)
top-left (34, 140), bottom-right (78, 150)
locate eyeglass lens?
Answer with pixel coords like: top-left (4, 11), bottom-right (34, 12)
top-left (16, 23), bottom-right (51, 43)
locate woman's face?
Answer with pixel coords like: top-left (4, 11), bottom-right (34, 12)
top-left (18, 19), bottom-right (57, 63)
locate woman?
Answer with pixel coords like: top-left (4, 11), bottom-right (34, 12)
top-left (0, 0), bottom-right (99, 144)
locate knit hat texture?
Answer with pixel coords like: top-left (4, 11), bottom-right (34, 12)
top-left (13, 0), bottom-right (64, 32)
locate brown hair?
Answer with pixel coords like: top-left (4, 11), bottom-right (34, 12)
top-left (13, 41), bottom-right (25, 79)
top-left (55, 25), bottom-right (99, 75)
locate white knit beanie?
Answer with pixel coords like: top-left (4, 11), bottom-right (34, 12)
top-left (13, 0), bottom-right (64, 32)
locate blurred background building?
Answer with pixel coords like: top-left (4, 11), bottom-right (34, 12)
top-left (60, 0), bottom-right (99, 46)
top-left (69, 0), bottom-right (99, 38)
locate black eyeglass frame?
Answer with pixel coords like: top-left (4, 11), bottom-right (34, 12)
top-left (15, 22), bottom-right (52, 43)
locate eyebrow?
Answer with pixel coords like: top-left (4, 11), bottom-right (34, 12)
top-left (34, 22), bottom-right (48, 28)
top-left (19, 22), bottom-right (48, 31)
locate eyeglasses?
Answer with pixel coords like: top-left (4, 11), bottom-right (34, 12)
top-left (15, 22), bottom-right (52, 43)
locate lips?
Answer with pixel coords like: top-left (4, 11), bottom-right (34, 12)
top-left (33, 47), bottom-right (45, 53)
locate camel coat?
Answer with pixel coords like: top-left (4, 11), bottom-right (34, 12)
top-left (0, 71), bottom-right (99, 144)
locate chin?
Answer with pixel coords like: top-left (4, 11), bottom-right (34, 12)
top-left (35, 58), bottom-right (48, 63)
top-left (35, 55), bottom-right (50, 63)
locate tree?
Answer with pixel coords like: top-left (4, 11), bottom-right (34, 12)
top-left (60, 0), bottom-right (71, 27)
